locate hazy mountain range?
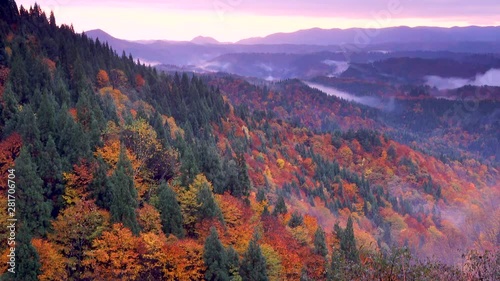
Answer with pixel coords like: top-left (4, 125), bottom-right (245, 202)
top-left (85, 26), bottom-right (500, 67)
top-left (236, 26), bottom-right (500, 45)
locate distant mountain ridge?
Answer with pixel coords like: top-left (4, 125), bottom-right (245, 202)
top-left (84, 27), bottom-right (500, 67)
top-left (237, 26), bottom-right (500, 45)
top-left (191, 36), bottom-right (220, 45)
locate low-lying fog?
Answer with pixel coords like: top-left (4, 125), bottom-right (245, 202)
top-left (322, 60), bottom-right (349, 77)
top-left (425, 68), bottom-right (500, 90)
top-left (304, 81), bottom-right (394, 111)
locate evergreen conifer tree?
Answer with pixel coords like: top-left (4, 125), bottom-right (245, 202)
top-left (197, 183), bottom-right (222, 221)
top-left (15, 148), bottom-right (52, 236)
top-left (109, 146), bottom-right (140, 235)
top-left (203, 227), bottom-right (230, 281)
top-left (273, 195), bottom-right (287, 216)
top-left (89, 157), bottom-right (112, 209)
top-left (240, 236), bottom-right (268, 281)
top-left (226, 246), bottom-right (241, 280)
top-left (334, 217), bottom-right (359, 264)
top-left (158, 181), bottom-right (184, 238)
top-left (314, 226), bottom-right (328, 257)
top-left (36, 92), bottom-right (57, 143)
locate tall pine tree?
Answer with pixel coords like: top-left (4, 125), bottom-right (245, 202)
top-left (314, 226), bottom-right (328, 257)
top-left (89, 156), bottom-right (112, 209)
top-left (109, 146), bottom-right (140, 235)
top-left (226, 246), bottom-right (241, 281)
top-left (157, 181), bottom-right (184, 238)
top-left (240, 236), bottom-right (268, 281)
top-left (203, 227), bottom-right (229, 281)
top-left (15, 147), bottom-right (52, 236)
top-left (273, 195), bottom-right (287, 216)
top-left (334, 217), bottom-right (359, 264)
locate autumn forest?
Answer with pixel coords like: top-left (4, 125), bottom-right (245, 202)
top-left (0, 1), bottom-right (498, 280)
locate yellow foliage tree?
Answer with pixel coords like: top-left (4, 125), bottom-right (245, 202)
top-left (122, 118), bottom-right (162, 175)
top-left (276, 158), bottom-right (285, 169)
top-left (287, 225), bottom-right (312, 246)
top-left (339, 145), bottom-right (353, 164)
top-left (49, 200), bottom-right (110, 279)
top-left (261, 244), bottom-right (283, 281)
top-left (177, 174), bottom-right (213, 235)
top-left (137, 232), bottom-right (169, 279)
top-left (165, 115), bottom-right (185, 139)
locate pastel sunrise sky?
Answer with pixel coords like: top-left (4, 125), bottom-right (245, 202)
top-left (16, 0), bottom-right (500, 42)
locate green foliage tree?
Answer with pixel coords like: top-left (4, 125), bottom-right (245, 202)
top-left (314, 226), bottom-right (328, 257)
top-left (36, 92), bottom-right (57, 143)
top-left (109, 146), bottom-right (140, 235)
top-left (288, 211), bottom-right (304, 228)
top-left (328, 248), bottom-right (346, 281)
top-left (49, 10), bottom-right (56, 27)
top-left (240, 236), bottom-right (269, 281)
top-left (197, 183), bottom-right (223, 222)
top-left (16, 105), bottom-right (42, 154)
top-left (157, 181), bottom-right (184, 238)
top-left (0, 0), bottom-right (19, 25)
top-left (198, 143), bottom-right (224, 194)
top-left (38, 135), bottom-right (62, 185)
top-left (204, 227), bottom-right (230, 281)
top-left (55, 104), bottom-right (91, 168)
top-left (38, 135), bottom-right (64, 214)
top-left (89, 156), bottom-right (112, 209)
top-left (226, 246), bottom-right (242, 281)
top-left (0, 84), bottom-right (19, 134)
top-left (256, 188), bottom-right (266, 203)
top-left (179, 145), bottom-right (199, 186)
top-left (15, 147), bottom-right (52, 236)
top-left (334, 217), bottom-right (359, 264)
top-left (273, 195), bottom-right (287, 216)
top-left (231, 152), bottom-right (251, 197)
top-left (76, 90), bottom-right (102, 147)
top-left (150, 111), bottom-right (169, 146)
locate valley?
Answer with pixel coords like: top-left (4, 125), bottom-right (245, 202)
top-left (0, 0), bottom-right (498, 280)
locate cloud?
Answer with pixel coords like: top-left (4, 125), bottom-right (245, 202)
top-left (425, 68), bottom-right (500, 90)
top-left (304, 81), bottom-right (395, 111)
top-left (322, 60), bottom-right (349, 76)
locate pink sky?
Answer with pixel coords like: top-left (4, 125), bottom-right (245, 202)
top-left (16, 0), bottom-right (500, 42)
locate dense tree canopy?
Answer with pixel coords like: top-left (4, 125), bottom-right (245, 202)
top-left (0, 2), bottom-right (497, 280)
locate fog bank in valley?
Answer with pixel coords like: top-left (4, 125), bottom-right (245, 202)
top-left (304, 81), bottom-right (395, 111)
top-left (425, 68), bottom-right (500, 90)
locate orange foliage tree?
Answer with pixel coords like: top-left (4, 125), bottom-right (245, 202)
top-left (83, 223), bottom-right (141, 280)
top-left (32, 238), bottom-right (68, 281)
top-left (97, 69), bottom-right (110, 88)
top-left (0, 132), bottom-right (22, 177)
top-left (136, 203), bottom-right (163, 234)
top-left (135, 74), bottom-right (145, 88)
top-left (164, 239), bottom-right (206, 280)
top-left (62, 160), bottom-right (95, 204)
top-left (137, 232), bottom-right (169, 280)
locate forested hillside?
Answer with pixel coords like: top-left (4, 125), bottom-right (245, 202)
top-left (0, 1), bottom-right (498, 280)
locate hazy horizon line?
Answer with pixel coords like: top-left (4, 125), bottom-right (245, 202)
top-left (84, 24), bottom-right (500, 44)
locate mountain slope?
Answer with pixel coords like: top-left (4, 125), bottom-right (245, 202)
top-left (0, 2), bottom-right (498, 280)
